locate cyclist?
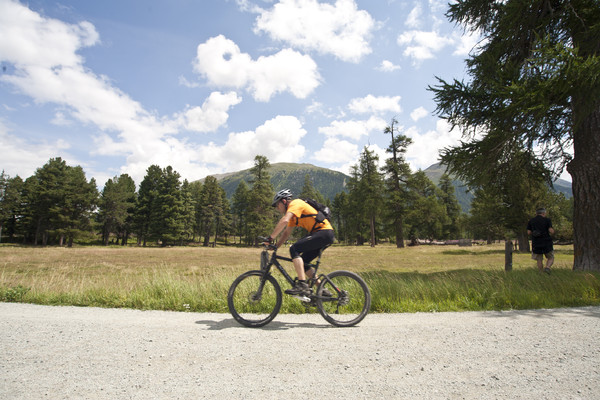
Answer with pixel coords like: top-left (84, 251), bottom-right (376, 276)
top-left (265, 189), bottom-right (335, 296)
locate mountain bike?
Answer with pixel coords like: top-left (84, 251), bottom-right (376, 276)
top-left (227, 237), bottom-right (371, 328)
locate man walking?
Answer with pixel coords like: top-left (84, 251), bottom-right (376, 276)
top-left (527, 208), bottom-right (555, 274)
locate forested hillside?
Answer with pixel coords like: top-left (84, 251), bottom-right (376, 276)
top-left (1, 158), bottom-right (573, 247)
top-left (425, 163), bottom-right (572, 213)
top-left (207, 162), bottom-right (572, 212)
top-left (208, 163), bottom-right (348, 201)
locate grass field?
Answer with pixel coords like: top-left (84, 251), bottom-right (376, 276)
top-left (1, 243), bottom-right (598, 313)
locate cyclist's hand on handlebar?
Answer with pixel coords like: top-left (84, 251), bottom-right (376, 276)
top-left (259, 236), bottom-right (276, 250)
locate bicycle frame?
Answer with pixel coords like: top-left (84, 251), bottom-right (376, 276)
top-left (261, 245), bottom-right (330, 293)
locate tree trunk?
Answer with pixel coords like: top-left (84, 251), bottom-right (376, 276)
top-left (395, 215), bottom-right (405, 248)
top-left (370, 216), bottom-right (376, 247)
top-left (568, 104), bottom-right (600, 271)
top-left (517, 230), bottom-right (529, 253)
top-left (203, 229), bottom-right (210, 247)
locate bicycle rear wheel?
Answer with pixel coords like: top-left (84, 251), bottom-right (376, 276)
top-left (316, 270), bottom-right (371, 327)
top-left (227, 270), bottom-right (282, 328)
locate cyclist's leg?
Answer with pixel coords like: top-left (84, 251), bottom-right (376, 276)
top-left (287, 230), bottom-right (333, 295)
top-left (290, 230), bottom-right (334, 272)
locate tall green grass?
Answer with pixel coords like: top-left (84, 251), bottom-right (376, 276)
top-left (1, 243), bottom-right (598, 313)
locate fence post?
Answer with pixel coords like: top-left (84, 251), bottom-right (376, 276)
top-left (505, 240), bottom-right (513, 271)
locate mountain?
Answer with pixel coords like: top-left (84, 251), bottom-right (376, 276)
top-left (205, 162), bottom-right (572, 212)
top-left (422, 163), bottom-right (474, 213)
top-left (423, 163), bottom-right (573, 213)
top-left (208, 163), bottom-right (348, 202)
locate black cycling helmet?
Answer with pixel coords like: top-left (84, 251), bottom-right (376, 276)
top-left (271, 189), bottom-right (293, 207)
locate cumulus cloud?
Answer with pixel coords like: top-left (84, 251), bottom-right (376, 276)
top-left (397, 30), bottom-right (455, 63)
top-left (377, 60), bottom-right (401, 72)
top-left (348, 95), bottom-right (402, 115)
top-left (452, 31), bottom-right (484, 56)
top-left (318, 116), bottom-right (387, 140)
top-left (0, 1), bottom-right (251, 184)
top-left (405, 4), bottom-right (422, 29)
top-left (313, 137), bottom-right (359, 164)
top-left (193, 35), bottom-right (321, 101)
top-left (410, 106), bottom-right (428, 122)
top-left (253, 0), bottom-right (375, 63)
top-left (177, 91), bottom-right (242, 133)
top-left (0, 121), bottom-right (71, 178)
top-left (405, 119), bottom-right (462, 170)
top-left (197, 115), bottom-right (307, 171)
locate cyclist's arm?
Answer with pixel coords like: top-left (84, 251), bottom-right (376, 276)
top-left (276, 226), bottom-right (294, 248)
top-left (268, 212), bottom-right (294, 244)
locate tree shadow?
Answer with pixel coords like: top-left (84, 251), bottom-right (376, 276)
top-left (480, 306), bottom-right (600, 320)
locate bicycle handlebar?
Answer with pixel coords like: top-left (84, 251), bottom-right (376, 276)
top-left (258, 236), bottom-right (277, 251)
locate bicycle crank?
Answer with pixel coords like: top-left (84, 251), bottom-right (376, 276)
top-left (291, 295), bottom-right (311, 302)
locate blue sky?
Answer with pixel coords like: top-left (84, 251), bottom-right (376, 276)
top-left (1, 0), bottom-right (485, 187)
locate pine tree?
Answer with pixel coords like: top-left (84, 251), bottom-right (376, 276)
top-left (348, 147), bottom-right (385, 246)
top-left (188, 180), bottom-right (203, 242)
top-left (179, 179), bottom-right (196, 245)
top-left (134, 165), bottom-right (162, 246)
top-left (246, 155), bottom-right (275, 245)
top-left (0, 172), bottom-right (23, 243)
top-left (381, 118), bottom-right (413, 247)
top-left (299, 174), bottom-right (325, 203)
top-left (20, 158), bottom-right (98, 245)
top-left (157, 166), bottom-right (185, 245)
top-left (199, 176), bottom-right (226, 246)
top-left (231, 181), bottom-right (250, 244)
top-left (405, 171), bottom-right (448, 243)
top-left (430, 0), bottom-right (600, 270)
top-left (438, 174), bottom-right (462, 239)
top-left (98, 174), bottom-right (136, 245)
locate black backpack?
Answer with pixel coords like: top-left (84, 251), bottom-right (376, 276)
top-left (298, 198), bottom-right (332, 232)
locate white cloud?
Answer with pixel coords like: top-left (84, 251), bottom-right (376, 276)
top-left (405, 4), bottom-right (422, 29)
top-left (313, 137), bottom-right (359, 164)
top-left (0, 2), bottom-right (250, 185)
top-left (177, 91), bottom-right (242, 133)
top-left (50, 111), bottom-right (73, 126)
top-left (193, 35), bottom-right (321, 101)
top-left (405, 119), bottom-right (462, 170)
top-left (0, 0), bottom-right (99, 68)
top-left (452, 31), bottom-right (483, 57)
top-left (410, 106), bottom-right (428, 122)
top-left (178, 76), bottom-right (200, 88)
top-left (197, 115), bottom-right (307, 171)
top-left (397, 30), bottom-right (454, 63)
top-left (377, 60), bottom-right (401, 72)
top-left (318, 116), bottom-right (387, 140)
top-left (0, 122), bottom-right (71, 178)
top-left (348, 95), bottom-right (402, 115)
top-left (253, 0), bottom-right (375, 63)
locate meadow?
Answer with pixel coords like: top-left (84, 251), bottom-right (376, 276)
top-left (1, 243), bottom-right (598, 313)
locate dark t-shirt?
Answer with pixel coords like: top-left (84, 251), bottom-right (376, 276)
top-left (527, 215), bottom-right (553, 254)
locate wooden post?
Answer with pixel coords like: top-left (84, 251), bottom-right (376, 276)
top-left (505, 240), bottom-right (513, 271)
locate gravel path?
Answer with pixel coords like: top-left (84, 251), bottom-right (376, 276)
top-left (1, 303), bottom-right (599, 399)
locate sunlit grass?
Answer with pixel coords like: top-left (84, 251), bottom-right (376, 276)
top-left (1, 243), bottom-right (598, 313)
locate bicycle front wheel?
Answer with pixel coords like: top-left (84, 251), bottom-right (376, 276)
top-left (316, 270), bottom-right (371, 327)
top-left (227, 270), bottom-right (282, 328)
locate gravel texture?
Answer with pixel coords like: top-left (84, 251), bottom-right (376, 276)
top-left (1, 303), bottom-right (599, 399)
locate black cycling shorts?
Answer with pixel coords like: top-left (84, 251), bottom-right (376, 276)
top-left (289, 229), bottom-right (335, 271)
